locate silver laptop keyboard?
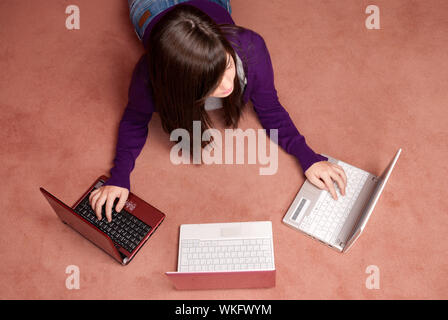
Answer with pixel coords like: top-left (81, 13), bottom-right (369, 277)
top-left (178, 239), bottom-right (274, 272)
top-left (299, 161), bottom-right (369, 244)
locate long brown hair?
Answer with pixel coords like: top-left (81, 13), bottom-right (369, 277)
top-left (146, 4), bottom-right (247, 154)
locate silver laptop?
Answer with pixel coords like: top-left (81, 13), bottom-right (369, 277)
top-left (175, 221), bottom-right (275, 272)
top-left (283, 148), bottom-right (401, 253)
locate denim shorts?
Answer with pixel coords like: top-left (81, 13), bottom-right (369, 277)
top-left (128, 0), bottom-right (232, 40)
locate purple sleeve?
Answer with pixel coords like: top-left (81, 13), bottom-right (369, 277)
top-left (103, 55), bottom-right (154, 191)
top-left (248, 32), bottom-right (328, 173)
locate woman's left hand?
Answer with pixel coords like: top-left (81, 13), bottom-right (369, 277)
top-left (304, 161), bottom-right (347, 200)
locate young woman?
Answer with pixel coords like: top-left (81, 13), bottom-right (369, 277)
top-left (89, 0), bottom-right (347, 222)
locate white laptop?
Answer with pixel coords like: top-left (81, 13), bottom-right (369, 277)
top-left (165, 221), bottom-right (276, 290)
top-left (283, 148), bottom-right (401, 253)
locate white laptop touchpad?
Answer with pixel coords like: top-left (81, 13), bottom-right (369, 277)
top-left (220, 225), bottom-right (242, 237)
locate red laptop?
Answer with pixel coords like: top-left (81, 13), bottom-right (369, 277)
top-left (40, 175), bottom-right (165, 265)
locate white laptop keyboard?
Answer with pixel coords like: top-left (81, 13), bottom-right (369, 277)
top-left (299, 161), bottom-right (369, 244)
top-left (178, 238), bottom-right (275, 272)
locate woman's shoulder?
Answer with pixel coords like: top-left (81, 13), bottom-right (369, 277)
top-left (229, 26), bottom-right (271, 81)
top-left (230, 27), bottom-right (276, 102)
top-left (228, 26), bottom-right (266, 49)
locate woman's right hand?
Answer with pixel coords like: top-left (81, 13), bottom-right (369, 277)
top-left (88, 185), bottom-right (129, 222)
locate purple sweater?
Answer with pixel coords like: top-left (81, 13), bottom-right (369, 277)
top-left (103, 0), bottom-right (327, 190)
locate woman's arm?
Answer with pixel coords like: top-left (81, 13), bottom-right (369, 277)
top-left (248, 31), bottom-right (347, 199)
top-left (102, 54), bottom-right (154, 191)
top-left (248, 31), bottom-right (328, 173)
